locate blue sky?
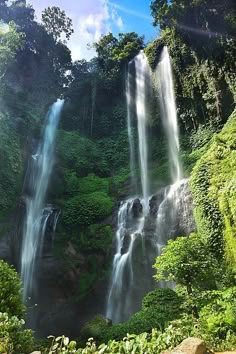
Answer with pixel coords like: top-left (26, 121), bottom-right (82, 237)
top-left (28, 0), bottom-right (158, 61)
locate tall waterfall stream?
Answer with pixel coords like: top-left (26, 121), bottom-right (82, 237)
top-left (21, 99), bottom-right (64, 301)
top-left (106, 48), bottom-right (195, 323)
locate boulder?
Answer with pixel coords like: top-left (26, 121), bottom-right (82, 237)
top-left (174, 337), bottom-right (206, 354)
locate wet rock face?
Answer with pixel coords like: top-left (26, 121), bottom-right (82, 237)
top-left (131, 198), bottom-right (143, 218)
top-left (149, 188), bottom-right (166, 216)
top-left (147, 179), bottom-right (196, 239)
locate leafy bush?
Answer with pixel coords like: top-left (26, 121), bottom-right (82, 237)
top-left (80, 315), bottom-right (110, 341)
top-left (154, 233), bottom-right (218, 293)
top-left (64, 172), bottom-right (109, 196)
top-left (0, 261), bottom-right (34, 353)
top-left (57, 131), bottom-right (108, 177)
top-left (0, 312), bottom-right (33, 354)
top-left (0, 260), bottom-right (25, 318)
top-left (199, 287), bottom-right (236, 340)
top-left (82, 289), bottom-right (183, 343)
top-left (63, 192), bottom-right (113, 227)
top-left (47, 317), bottom-right (194, 354)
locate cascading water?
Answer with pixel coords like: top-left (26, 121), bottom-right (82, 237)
top-left (106, 199), bottom-right (143, 323)
top-left (126, 64), bottom-right (137, 193)
top-left (21, 99), bottom-right (64, 301)
top-left (106, 52), bottom-right (152, 322)
top-left (154, 46), bottom-right (184, 264)
top-left (134, 51), bottom-right (151, 211)
top-left (156, 46), bottom-right (182, 182)
top-left (106, 49), bottom-right (195, 323)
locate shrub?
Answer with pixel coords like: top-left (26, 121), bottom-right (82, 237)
top-left (80, 315), bottom-right (110, 341)
top-left (84, 288), bottom-right (183, 343)
top-left (64, 171), bottom-right (109, 196)
top-left (0, 312), bottom-right (33, 354)
top-left (0, 260), bottom-right (25, 318)
top-left (63, 192), bottom-right (113, 227)
top-left (57, 131), bottom-right (108, 177)
top-left (199, 287), bottom-right (236, 340)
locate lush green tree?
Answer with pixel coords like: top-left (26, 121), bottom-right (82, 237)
top-left (153, 233), bottom-right (218, 316)
top-left (0, 260), bottom-right (25, 318)
top-left (0, 21), bottom-right (24, 78)
top-left (42, 6), bottom-right (74, 42)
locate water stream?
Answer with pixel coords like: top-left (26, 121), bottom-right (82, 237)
top-left (21, 99), bottom-right (64, 301)
top-left (106, 48), bottom-right (194, 323)
top-left (156, 46), bottom-right (182, 182)
top-left (134, 51), bottom-right (151, 211)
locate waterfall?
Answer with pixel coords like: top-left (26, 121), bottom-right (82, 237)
top-left (106, 52), bottom-right (152, 322)
top-left (21, 99), bottom-right (64, 301)
top-left (106, 199), bottom-right (145, 323)
top-left (106, 49), bottom-right (194, 323)
top-left (134, 51), bottom-right (151, 210)
top-left (126, 63), bottom-right (137, 193)
top-left (156, 46), bottom-right (182, 182)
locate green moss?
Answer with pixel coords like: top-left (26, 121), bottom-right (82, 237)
top-left (190, 108), bottom-right (236, 272)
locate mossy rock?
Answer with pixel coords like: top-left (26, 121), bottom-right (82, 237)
top-left (190, 108), bottom-right (236, 273)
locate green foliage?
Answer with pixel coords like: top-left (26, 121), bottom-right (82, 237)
top-left (63, 192), bottom-right (113, 227)
top-left (190, 124), bottom-right (216, 149)
top-left (0, 114), bottom-right (24, 213)
top-left (199, 287), bottom-right (236, 340)
top-left (0, 261), bottom-right (34, 354)
top-left (154, 233), bottom-right (218, 293)
top-left (42, 6), bottom-right (73, 42)
top-left (145, 38), bottom-right (165, 69)
top-left (190, 108), bottom-right (236, 272)
top-left (64, 172), bottom-right (109, 196)
top-left (80, 315), bottom-right (110, 342)
top-left (0, 20), bottom-right (25, 78)
top-left (83, 289), bottom-right (182, 344)
top-left (47, 317), bottom-right (195, 354)
top-left (57, 131), bottom-right (108, 177)
top-left (78, 224), bottom-right (113, 254)
top-left (0, 259), bottom-right (25, 319)
top-left (0, 312), bottom-right (34, 354)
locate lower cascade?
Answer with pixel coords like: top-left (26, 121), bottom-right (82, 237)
top-left (21, 99), bottom-right (64, 301)
top-left (106, 178), bottom-right (195, 323)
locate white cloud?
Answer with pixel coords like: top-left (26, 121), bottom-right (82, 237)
top-left (29, 0), bottom-right (125, 61)
top-left (68, 0), bottom-right (124, 61)
top-left (116, 16), bottom-right (124, 30)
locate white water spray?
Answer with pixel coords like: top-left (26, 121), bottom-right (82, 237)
top-left (106, 48), bottom-right (193, 323)
top-left (21, 99), bottom-right (64, 301)
top-left (156, 46), bottom-right (182, 182)
top-left (106, 199), bottom-right (145, 322)
top-left (126, 64), bottom-right (137, 192)
top-left (134, 52), bottom-right (151, 210)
